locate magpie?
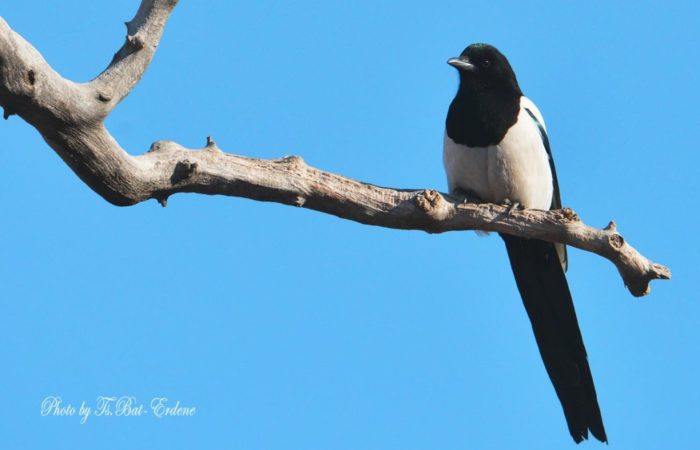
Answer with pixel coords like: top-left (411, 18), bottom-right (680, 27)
top-left (443, 43), bottom-right (607, 444)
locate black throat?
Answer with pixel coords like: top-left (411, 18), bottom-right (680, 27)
top-left (446, 83), bottom-right (522, 147)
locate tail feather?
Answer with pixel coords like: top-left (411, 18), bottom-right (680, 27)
top-left (501, 234), bottom-right (607, 444)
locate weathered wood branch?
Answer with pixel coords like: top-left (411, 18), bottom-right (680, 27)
top-left (92, 0), bottom-right (178, 114)
top-left (0, 1), bottom-right (670, 297)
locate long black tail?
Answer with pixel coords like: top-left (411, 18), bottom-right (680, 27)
top-left (500, 234), bottom-right (607, 444)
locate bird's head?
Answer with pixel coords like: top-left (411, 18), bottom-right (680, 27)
top-left (448, 43), bottom-right (521, 95)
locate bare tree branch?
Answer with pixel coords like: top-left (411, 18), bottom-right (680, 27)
top-left (0, 1), bottom-right (670, 297)
top-left (91, 0), bottom-right (178, 113)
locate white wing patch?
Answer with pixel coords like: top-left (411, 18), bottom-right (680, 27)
top-left (521, 96), bottom-right (546, 132)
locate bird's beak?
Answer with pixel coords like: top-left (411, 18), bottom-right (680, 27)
top-left (447, 57), bottom-right (475, 71)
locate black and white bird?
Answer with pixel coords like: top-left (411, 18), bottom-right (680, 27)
top-left (443, 43), bottom-right (607, 443)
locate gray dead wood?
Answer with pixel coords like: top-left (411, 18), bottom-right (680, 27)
top-left (0, 0), bottom-right (670, 296)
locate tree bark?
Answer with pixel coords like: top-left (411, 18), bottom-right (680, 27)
top-left (0, 0), bottom-right (670, 297)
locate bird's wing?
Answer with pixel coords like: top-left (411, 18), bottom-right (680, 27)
top-left (521, 96), bottom-right (547, 131)
top-left (522, 97), bottom-right (567, 271)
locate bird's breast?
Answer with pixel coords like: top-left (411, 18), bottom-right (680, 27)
top-left (443, 104), bottom-right (553, 210)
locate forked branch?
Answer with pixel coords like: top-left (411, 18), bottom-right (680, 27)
top-left (0, 0), bottom-right (670, 296)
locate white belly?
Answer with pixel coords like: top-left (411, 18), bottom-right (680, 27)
top-left (443, 99), bottom-right (553, 211)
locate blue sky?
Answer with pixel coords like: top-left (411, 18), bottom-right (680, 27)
top-left (1, 1), bottom-right (698, 449)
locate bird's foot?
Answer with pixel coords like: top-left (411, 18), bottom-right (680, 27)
top-left (502, 198), bottom-right (524, 217)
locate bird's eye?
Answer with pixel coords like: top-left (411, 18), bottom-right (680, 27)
top-left (481, 59), bottom-right (491, 68)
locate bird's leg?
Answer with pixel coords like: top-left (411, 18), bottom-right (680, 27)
top-left (452, 188), bottom-right (483, 205)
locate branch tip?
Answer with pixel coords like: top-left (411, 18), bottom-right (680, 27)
top-left (205, 135), bottom-right (220, 150)
top-left (605, 221), bottom-right (617, 231)
top-left (654, 264), bottom-right (672, 280)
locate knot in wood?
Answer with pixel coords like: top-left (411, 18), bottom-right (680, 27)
top-left (97, 92), bottom-right (112, 103)
top-left (282, 155), bottom-right (305, 168)
top-left (171, 160), bottom-right (198, 184)
top-left (416, 189), bottom-right (455, 223)
top-left (127, 34), bottom-right (145, 51)
top-left (560, 208), bottom-right (580, 222)
top-left (608, 233), bottom-right (625, 250)
top-left (415, 189), bottom-right (441, 211)
top-left (148, 141), bottom-right (164, 153)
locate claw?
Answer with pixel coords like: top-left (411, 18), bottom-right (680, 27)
top-left (503, 198), bottom-right (523, 217)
